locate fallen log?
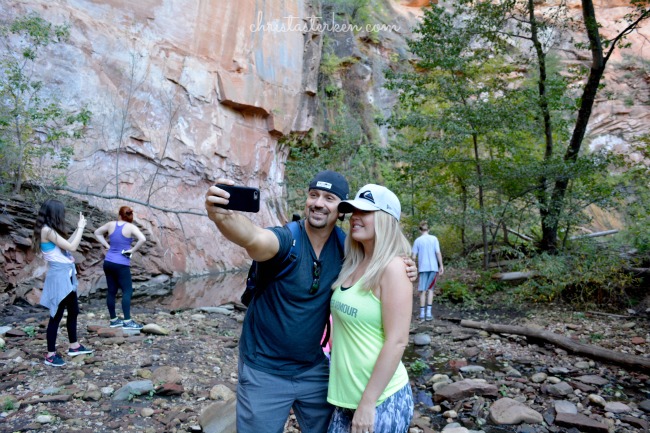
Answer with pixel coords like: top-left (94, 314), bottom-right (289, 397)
top-left (491, 271), bottom-right (537, 281)
top-left (460, 319), bottom-right (650, 372)
top-left (569, 229), bottom-right (619, 240)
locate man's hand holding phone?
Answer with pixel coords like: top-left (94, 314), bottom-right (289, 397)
top-left (205, 179), bottom-right (260, 220)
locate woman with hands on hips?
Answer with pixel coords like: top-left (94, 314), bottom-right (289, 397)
top-left (327, 184), bottom-right (414, 433)
top-left (93, 206), bottom-right (146, 330)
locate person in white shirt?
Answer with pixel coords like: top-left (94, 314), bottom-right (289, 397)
top-left (411, 221), bottom-right (444, 321)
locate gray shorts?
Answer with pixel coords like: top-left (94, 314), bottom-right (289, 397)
top-left (237, 358), bottom-right (333, 433)
top-left (327, 382), bottom-right (414, 433)
top-left (417, 271), bottom-right (438, 292)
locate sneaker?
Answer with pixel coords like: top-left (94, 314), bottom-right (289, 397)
top-left (109, 318), bottom-right (124, 328)
top-left (425, 314), bottom-right (434, 321)
top-left (44, 353), bottom-right (66, 367)
top-left (122, 319), bottom-right (143, 330)
top-left (68, 344), bottom-right (94, 357)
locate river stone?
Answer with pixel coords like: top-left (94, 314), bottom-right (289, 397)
top-left (604, 401), bottom-right (632, 413)
top-left (555, 413), bottom-right (608, 432)
top-left (414, 389), bottom-right (434, 407)
top-left (141, 408), bottom-right (154, 417)
top-left (575, 375), bottom-right (609, 386)
top-left (574, 361), bottom-right (590, 369)
top-left (434, 379), bottom-right (498, 403)
top-left (503, 366), bottom-right (522, 377)
top-left (459, 365), bottom-right (485, 374)
top-left (429, 374), bottom-right (451, 384)
top-left (199, 399), bottom-right (236, 433)
top-left (443, 410), bottom-right (458, 418)
top-left (209, 384), bottom-right (235, 401)
top-left (197, 306), bottom-right (233, 315)
top-left (588, 394), bottom-right (607, 406)
top-left (464, 347), bottom-right (480, 358)
top-left (152, 366), bottom-right (182, 385)
top-left (441, 423), bottom-right (469, 433)
top-left (141, 324), bottom-right (169, 335)
top-left (413, 333), bottom-right (431, 346)
top-left (554, 400), bottom-right (578, 414)
top-left (35, 414), bottom-right (54, 424)
top-left (531, 372), bottom-right (547, 383)
top-left (548, 367), bottom-right (569, 374)
top-left (112, 380), bottom-right (154, 401)
top-left (489, 397), bottom-right (543, 425)
top-left (433, 380), bottom-right (453, 392)
top-left (620, 415), bottom-right (649, 430)
top-left (547, 381), bottom-right (573, 396)
top-left (639, 399), bottom-right (650, 412)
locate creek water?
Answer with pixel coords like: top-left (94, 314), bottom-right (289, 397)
top-left (138, 271), bottom-right (247, 310)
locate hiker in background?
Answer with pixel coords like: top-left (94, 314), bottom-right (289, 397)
top-left (93, 206), bottom-right (147, 330)
top-left (34, 199), bottom-right (94, 367)
top-left (328, 184), bottom-right (414, 433)
top-left (412, 220), bottom-right (444, 321)
top-left (204, 172), bottom-right (417, 433)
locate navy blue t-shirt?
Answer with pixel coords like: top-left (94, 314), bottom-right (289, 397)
top-left (239, 221), bottom-right (345, 375)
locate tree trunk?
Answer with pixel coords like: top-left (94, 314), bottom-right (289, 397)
top-left (473, 133), bottom-right (489, 270)
top-left (542, 0), bottom-right (606, 251)
top-left (460, 320), bottom-right (650, 372)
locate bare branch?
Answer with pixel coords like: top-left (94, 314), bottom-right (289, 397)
top-left (54, 186), bottom-right (207, 217)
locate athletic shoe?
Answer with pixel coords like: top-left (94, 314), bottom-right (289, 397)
top-left (109, 318), bottom-right (124, 328)
top-left (68, 344), bottom-right (94, 357)
top-left (44, 353), bottom-right (65, 367)
top-left (425, 314), bottom-right (433, 321)
top-left (122, 319), bottom-right (143, 330)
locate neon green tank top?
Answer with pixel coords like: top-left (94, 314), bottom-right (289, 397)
top-left (327, 278), bottom-right (409, 408)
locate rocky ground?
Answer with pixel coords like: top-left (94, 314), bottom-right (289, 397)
top-left (0, 293), bottom-right (649, 433)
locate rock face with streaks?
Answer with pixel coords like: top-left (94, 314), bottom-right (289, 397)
top-left (0, 0), bottom-right (323, 289)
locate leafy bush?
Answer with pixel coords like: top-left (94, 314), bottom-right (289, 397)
top-left (438, 280), bottom-right (473, 304)
top-left (408, 359), bottom-right (427, 377)
top-left (516, 245), bottom-right (636, 308)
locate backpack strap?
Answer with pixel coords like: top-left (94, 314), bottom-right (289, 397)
top-left (275, 221), bottom-right (301, 279)
top-left (242, 221), bottom-right (301, 306)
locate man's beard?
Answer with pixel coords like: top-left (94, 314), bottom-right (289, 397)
top-left (306, 208), bottom-right (329, 229)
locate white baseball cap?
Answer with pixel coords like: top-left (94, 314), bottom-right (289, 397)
top-left (338, 184), bottom-right (401, 221)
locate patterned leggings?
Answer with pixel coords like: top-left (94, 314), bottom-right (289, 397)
top-left (327, 383), bottom-right (413, 433)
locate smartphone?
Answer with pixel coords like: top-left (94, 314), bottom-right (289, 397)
top-left (121, 249), bottom-right (132, 258)
top-left (215, 184), bottom-right (260, 213)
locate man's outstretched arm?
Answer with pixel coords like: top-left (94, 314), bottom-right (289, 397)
top-left (205, 179), bottom-right (279, 262)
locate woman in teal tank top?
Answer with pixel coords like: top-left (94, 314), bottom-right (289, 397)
top-left (328, 184), bottom-right (414, 433)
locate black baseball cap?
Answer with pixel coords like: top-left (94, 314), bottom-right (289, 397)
top-left (308, 170), bottom-right (349, 200)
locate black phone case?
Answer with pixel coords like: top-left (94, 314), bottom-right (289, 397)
top-left (215, 184), bottom-right (260, 213)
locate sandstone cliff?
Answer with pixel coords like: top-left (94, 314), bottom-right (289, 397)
top-left (1, 0), bottom-right (323, 293)
top-left (0, 0), bottom-right (648, 302)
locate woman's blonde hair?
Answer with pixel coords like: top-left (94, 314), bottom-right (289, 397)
top-left (332, 210), bottom-right (411, 291)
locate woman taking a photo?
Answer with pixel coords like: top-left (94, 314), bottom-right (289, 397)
top-left (328, 184), bottom-right (414, 433)
top-left (94, 206), bottom-right (146, 330)
top-left (34, 199), bottom-right (94, 367)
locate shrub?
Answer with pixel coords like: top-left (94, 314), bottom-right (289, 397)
top-left (516, 245), bottom-right (636, 308)
top-left (438, 280), bottom-right (473, 304)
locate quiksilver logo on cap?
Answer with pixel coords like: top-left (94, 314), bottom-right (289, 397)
top-left (316, 181), bottom-right (332, 189)
top-left (360, 190), bottom-right (375, 203)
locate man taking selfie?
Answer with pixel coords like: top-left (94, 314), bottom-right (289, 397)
top-left (204, 171), bottom-right (416, 433)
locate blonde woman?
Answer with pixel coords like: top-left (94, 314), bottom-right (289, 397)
top-left (328, 185), bottom-right (413, 433)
